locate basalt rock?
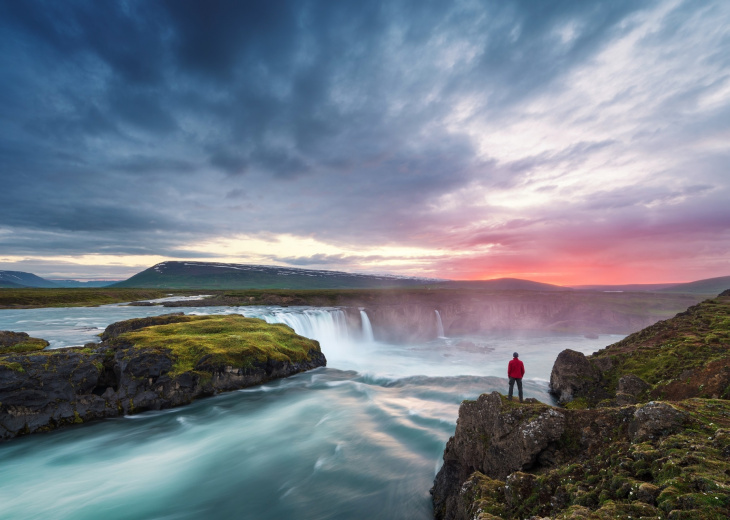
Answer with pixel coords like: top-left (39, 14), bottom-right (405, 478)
top-left (431, 395), bottom-right (723, 520)
top-left (0, 314), bottom-right (326, 441)
top-left (549, 349), bottom-right (603, 405)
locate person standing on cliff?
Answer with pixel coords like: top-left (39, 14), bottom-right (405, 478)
top-left (508, 352), bottom-right (525, 402)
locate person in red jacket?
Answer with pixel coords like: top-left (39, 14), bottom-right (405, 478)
top-left (508, 352), bottom-right (525, 402)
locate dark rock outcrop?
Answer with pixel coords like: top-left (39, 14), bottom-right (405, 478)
top-left (549, 349), bottom-right (603, 405)
top-left (0, 315), bottom-right (326, 441)
top-left (430, 394), bottom-right (728, 520)
top-left (0, 331), bottom-right (49, 351)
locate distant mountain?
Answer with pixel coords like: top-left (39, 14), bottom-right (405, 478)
top-left (0, 271), bottom-right (59, 288)
top-left (47, 280), bottom-right (116, 288)
top-left (657, 275), bottom-right (730, 295)
top-left (570, 276), bottom-right (730, 295)
top-left (432, 278), bottom-right (569, 291)
top-left (112, 261), bottom-right (443, 289)
top-left (0, 271), bottom-right (117, 289)
top-left (0, 280), bottom-right (26, 288)
top-left (571, 283), bottom-right (678, 292)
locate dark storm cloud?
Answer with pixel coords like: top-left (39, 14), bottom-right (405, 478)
top-left (0, 0), bottom-right (728, 282)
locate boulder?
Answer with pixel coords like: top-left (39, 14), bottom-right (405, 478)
top-left (549, 349), bottom-right (600, 404)
top-left (618, 374), bottom-right (650, 396)
top-left (629, 402), bottom-right (687, 441)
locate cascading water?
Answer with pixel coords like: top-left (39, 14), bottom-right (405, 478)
top-left (435, 310), bottom-right (446, 338)
top-left (0, 302), bottom-right (616, 520)
top-left (258, 308), bottom-right (351, 347)
top-left (359, 309), bottom-right (374, 342)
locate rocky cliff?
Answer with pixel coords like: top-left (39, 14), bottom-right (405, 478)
top-left (432, 294), bottom-right (730, 519)
top-left (550, 294), bottom-right (730, 407)
top-left (0, 314), bottom-right (325, 441)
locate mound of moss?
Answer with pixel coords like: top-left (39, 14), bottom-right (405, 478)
top-left (0, 331), bottom-right (49, 354)
top-left (551, 294), bottom-right (730, 407)
top-left (1, 314), bottom-right (325, 441)
top-left (114, 314), bottom-right (321, 375)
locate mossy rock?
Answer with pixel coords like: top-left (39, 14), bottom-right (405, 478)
top-left (116, 314), bottom-right (322, 375)
top-left (0, 331), bottom-right (49, 354)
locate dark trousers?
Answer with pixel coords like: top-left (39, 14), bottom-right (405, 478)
top-left (508, 377), bottom-right (523, 401)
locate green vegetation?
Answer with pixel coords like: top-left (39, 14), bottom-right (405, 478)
top-left (446, 294), bottom-right (730, 519)
top-left (0, 288), bottom-right (191, 308)
top-left (586, 296), bottom-right (730, 402)
top-left (116, 314), bottom-right (321, 375)
top-left (0, 337), bottom-right (49, 354)
top-left (463, 399), bottom-right (730, 520)
top-left (0, 360), bottom-right (25, 372)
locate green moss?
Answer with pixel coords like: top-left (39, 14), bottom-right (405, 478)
top-left (455, 399), bottom-right (730, 520)
top-left (0, 361), bottom-right (25, 372)
top-left (117, 314), bottom-right (321, 376)
top-left (565, 397), bottom-right (589, 410)
top-left (578, 297), bottom-right (730, 406)
top-left (0, 338), bottom-right (49, 354)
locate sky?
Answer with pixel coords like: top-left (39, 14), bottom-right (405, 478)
top-left (0, 0), bottom-right (729, 285)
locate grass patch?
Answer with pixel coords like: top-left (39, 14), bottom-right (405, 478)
top-left (117, 314), bottom-right (321, 375)
top-left (0, 361), bottom-right (25, 372)
top-left (0, 288), bottom-right (193, 309)
top-left (583, 296), bottom-right (730, 402)
top-left (0, 338), bottom-right (49, 354)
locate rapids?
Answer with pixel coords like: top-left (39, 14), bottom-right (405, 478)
top-left (0, 303), bottom-right (621, 519)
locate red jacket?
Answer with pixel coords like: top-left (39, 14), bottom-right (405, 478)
top-left (508, 358), bottom-right (525, 379)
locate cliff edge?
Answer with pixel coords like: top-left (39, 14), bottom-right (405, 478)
top-left (0, 314), bottom-right (326, 441)
top-left (432, 293), bottom-right (730, 519)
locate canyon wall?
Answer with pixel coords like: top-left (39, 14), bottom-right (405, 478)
top-left (338, 291), bottom-right (705, 343)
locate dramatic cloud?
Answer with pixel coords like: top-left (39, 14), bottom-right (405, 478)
top-left (0, 0), bottom-right (728, 283)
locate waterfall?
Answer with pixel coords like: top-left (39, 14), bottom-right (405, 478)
top-left (435, 310), bottom-right (446, 338)
top-left (255, 308), bottom-right (351, 348)
top-left (360, 309), bottom-right (374, 342)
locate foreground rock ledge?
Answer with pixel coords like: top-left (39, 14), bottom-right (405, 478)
top-left (0, 314), bottom-right (326, 441)
top-left (432, 392), bottom-right (730, 520)
top-left (433, 294), bottom-right (730, 520)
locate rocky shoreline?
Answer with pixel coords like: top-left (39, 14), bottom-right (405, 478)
top-left (432, 293), bottom-right (730, 519)
top-left (0, 314), bottom-right (326, 442)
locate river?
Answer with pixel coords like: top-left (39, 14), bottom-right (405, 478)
top-left (0, 302), bottom-right (620, 519)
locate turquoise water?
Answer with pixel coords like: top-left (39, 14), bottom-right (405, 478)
top-left (0, 304), bottom-right (621, 519)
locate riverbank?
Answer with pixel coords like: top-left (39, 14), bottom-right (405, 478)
top-left (0, 288), bottom-right (194, 308)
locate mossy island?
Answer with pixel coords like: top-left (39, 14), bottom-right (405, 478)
top-left (433, 293), bottom-right (730, 520)
top-left (0, 314), bottom-right (326, 441)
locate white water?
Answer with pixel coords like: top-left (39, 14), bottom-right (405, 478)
top-left (0, 304), bottom-right (621, 519)
top-left (359, 309), bottom-right (374, 342)
top-left (435, 310), bottom-right (446, 339)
